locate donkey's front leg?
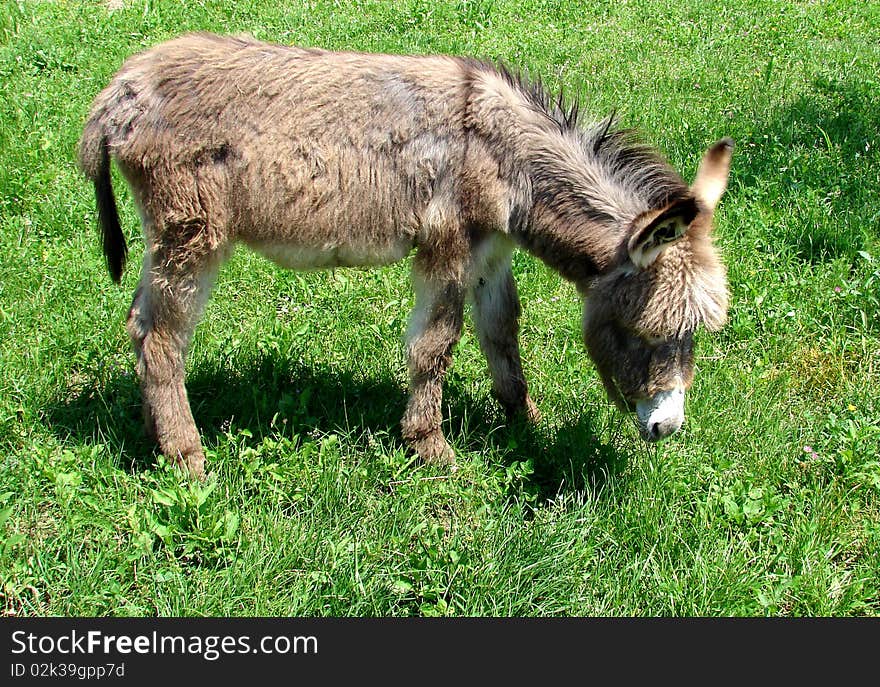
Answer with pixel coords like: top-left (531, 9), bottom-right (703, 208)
top-left (401, 265), bottom-right (465, 466)
top-left (471, 241), bottom-right (540, 424)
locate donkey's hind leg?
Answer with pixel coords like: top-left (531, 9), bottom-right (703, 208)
top-left (470, 238), bottom-right (540, 423)
top-left (401, 254), bottom-right (465, 466)
top-left (127, 244), bottom-right (221, 479)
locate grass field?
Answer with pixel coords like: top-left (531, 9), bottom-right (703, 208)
top-left (0, 0), bottom-right (878, 616)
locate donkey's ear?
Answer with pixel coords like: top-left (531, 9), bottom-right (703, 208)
top-left (628, 196), bottom-right (699, 269)
top-left (692, 138), bottom-right (733, 213)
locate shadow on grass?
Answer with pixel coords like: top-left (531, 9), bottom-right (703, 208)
top-left (43, 353), bottom-right (633, 501)
top-left (442, 389), bottom-right (632, 501)
top-left (736, 76), bottom-right (880, 262)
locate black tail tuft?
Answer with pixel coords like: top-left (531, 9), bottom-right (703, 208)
top-left (94, 145), bottom-right (127, 283)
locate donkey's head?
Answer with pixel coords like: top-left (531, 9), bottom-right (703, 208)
top-left (582, 138), bottom-right (733, 441)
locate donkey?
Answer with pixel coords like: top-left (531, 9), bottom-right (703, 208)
top-left (78, 33), bottom-right (732, 479)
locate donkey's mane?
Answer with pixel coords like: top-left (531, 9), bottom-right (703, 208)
top-left (488, 61), bottom-right (691, 211)
top-left (493, 62), bottom-right (583, 132)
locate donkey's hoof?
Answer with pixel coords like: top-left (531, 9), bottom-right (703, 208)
top-left (522, 396), bottom-right (542, 424)
top-left (412, 432), bottom-right (456, 468)
top-left (501, 395), bottom-right (542, 424)
top-left (172, 450), bottom-right (206, 481)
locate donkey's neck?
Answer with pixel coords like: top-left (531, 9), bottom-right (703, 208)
top-left (464, 63), bottom-right (690, 287)
top-left (513, 126), bottom-right (692, 287)
top-left (516, 152), bottom-right (634, 285)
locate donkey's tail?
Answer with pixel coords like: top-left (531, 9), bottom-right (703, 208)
top-left (78, 116), bottom-right (127, 284)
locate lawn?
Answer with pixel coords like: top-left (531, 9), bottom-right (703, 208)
top-left (0, 0), bottom-right (878, 616)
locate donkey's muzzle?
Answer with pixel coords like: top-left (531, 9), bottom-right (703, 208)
top-left (636, 388), bottom-right (685, 442)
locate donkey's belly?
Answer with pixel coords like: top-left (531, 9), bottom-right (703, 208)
top-left (245, 238), bottom-right (414, 270)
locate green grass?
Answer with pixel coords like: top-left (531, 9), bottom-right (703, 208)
top-left (1, 0), bottom-right (878, 616)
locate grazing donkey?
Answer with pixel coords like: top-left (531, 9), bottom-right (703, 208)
top-left (78, 33), bottom-right (732, 478)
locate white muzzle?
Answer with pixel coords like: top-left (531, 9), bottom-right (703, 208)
top-left (636, 387), bottom-right (685, 441)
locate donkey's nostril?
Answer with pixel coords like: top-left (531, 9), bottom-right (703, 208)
top-left (650, 417), bottom-right (684, 441)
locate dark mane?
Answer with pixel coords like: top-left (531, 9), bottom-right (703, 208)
top-left (480, 61), bottom-right (690, 210)
top-left (493, 61), bottom-right (583, 133)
